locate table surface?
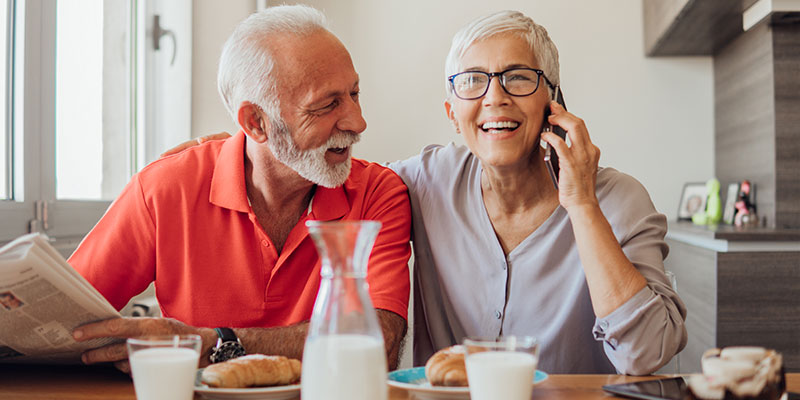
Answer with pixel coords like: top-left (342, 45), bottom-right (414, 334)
top-left (0, 364), bottom-right (797, 400)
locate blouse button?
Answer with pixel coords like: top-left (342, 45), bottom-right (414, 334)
top-left (494, 310), bottom-right (502, 319)
top-left (261, 240), bottom-right (270, 247)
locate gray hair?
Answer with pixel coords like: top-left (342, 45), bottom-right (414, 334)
top-left (217, 5), bottom-right (329, 125)
top-left (444, 10), bottom-right (560, 99)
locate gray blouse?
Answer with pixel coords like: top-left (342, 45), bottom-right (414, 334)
top-left (389, 143), bottom-right (687, 375)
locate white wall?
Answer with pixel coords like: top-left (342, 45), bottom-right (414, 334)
top-left (191, 0), bottom-right (253, 136)
top-left (191, 0), bottom-right (715, 220)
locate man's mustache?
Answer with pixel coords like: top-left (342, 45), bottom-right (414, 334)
top-left (326, 131), bottom-right (361, 148)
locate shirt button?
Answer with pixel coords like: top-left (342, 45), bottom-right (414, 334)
top-left (599, 320), bottom-right (609, 330)
top-left (495, 310), bottom-right (502, 319)
top-left (261, 240), bottom-right (270, 247)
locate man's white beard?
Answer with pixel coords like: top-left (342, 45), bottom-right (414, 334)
top-left (268, 119), bottom-right (360, 188)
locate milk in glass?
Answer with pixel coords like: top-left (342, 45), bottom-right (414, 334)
top-left (302, 334), bottom-right (387, 400)
top-left (466, 351), bottom-right (537, 400)
top-left (129, 347), bottom-right (199, 400)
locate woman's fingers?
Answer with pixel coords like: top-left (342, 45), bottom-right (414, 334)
top-left (541, 130), bottom-right (569, 159)
top-left (540, 103), bottom-right (601, 209)
top-left (160, 132), bottom-right (231, 158)
top-left (547, 101), bottom-right (591, 152)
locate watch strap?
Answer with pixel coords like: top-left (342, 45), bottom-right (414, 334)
top-left (214, 327), bottom-right (238, 343)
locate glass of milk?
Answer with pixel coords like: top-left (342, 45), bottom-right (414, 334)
top-left (127, 334), bottom-right (202, 400)
top-left (463, 336), bottom-right (539, 400)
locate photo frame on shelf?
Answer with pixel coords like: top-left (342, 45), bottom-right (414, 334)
top-left (677, 182), bottom-right (707, 220)
top-left (722, 182), bottom-right (740, 224)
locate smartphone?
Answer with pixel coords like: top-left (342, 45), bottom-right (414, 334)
top-left (602, 377), bottom-right (688, 400)
top-left (542, 86), bottom-right (567, 190)
top-left (602, 377), bottom-right (800, 400)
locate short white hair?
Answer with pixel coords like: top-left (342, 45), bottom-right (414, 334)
top-left (217, 5), bottom-right (329, 125)
top-left (444, 10), bottom-right (560, 98)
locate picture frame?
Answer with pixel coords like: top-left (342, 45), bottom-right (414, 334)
top-left (722, 182), bottom-right (740, 224)
top-left (677, 182), bottom-right (707, 220)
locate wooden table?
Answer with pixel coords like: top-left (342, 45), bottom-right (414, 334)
top-left (0, 364), bottom-right (797, 399)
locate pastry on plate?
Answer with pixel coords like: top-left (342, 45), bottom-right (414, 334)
top-left (425, 345), bottom-right (468, 387)
top-left (687, 347), bottom-right (785, 400)
top-left (201, 354), bottom-right (302, 388)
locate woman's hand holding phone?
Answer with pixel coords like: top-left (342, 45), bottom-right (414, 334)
top-left (539, 101), bottom-right (601, 212)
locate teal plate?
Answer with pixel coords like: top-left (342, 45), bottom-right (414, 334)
top-left (388, 367), bottom-right (547, 400)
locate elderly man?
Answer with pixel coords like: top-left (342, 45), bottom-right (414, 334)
top-left (68, 5), bottom-right (411, 372)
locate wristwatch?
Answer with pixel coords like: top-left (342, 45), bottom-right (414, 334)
top-left (209, 327), bottom-right (246, 363)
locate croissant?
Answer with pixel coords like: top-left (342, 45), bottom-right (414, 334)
top-left (425, 345), bottom-right (468, 387)
top-left (201, 354), bottom-right (302, 388)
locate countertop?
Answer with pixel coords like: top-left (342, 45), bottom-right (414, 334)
top-left (668, 221), bottom-right (800, 241)
top-left (666, 221), bottom-right (800, 252)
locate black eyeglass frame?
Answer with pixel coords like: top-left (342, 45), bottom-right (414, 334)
top-left (447, 68), bottom-right (556, 100)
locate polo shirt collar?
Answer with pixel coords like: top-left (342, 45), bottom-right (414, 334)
top-left (209, 131), bottom-right (250, 213)
top-left (210, 130), bottom-right (351, 220)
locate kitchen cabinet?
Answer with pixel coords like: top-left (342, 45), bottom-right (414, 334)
top-left (664, 222), bottom-right (800, 372)
top-left (642, 0), bottom-right (750, 56)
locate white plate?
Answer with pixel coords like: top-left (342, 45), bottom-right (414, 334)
top-left (194, 369), bottom-right (300, 400)
top-left (388, 367), bottom-right (548, 400)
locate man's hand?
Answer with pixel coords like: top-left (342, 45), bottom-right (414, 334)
top-left (160, 132), bottom-right (231, 158)
top-left (73, 317), bottom-right (217, 373)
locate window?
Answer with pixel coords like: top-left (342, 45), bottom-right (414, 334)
top-left (0, 0), bottom-right (191, 245)
top-left (56, 0), bottom-right (131, 201)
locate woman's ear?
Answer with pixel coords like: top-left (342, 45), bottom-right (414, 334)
top-left (237, 102), bottom-right (269, 143)
top-left (443, 100), bottom-right (460, 134)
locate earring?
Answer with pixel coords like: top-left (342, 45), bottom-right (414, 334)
top-left (449, 109), bottom-right (460, 133)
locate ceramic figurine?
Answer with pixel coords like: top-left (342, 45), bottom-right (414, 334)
top-left (734, 180), bottom-right (758, 227)
top-left (692, 178), bottom-right (722, 225)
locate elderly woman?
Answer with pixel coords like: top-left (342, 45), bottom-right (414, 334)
top-left (167, 10), bottom-right (686, 375)
top-left (391, 11), bottom-right (686, 375)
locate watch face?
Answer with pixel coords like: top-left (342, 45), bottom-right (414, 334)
top-left (210, 341), bottom-right (246, 363)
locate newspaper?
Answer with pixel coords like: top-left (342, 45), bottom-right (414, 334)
top-left (0, 233), bottom-right (121, 364)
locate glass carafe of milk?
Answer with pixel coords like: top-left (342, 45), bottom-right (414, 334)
top-left (302, 220), bottom-right (387, 400)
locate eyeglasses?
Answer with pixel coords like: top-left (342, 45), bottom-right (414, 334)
top-left (447, 68), bottom-right (554, 100)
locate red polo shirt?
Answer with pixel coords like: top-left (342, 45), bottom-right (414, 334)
top-left (69, 131), bottom-right (411, 328)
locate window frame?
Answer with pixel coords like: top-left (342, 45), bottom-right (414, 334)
top-left (0, 0), bottom-right (191, 245)
top-left (0, 1), bottom-right (113, 243)
top-left (1, 0), bottom-right (13, 200)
